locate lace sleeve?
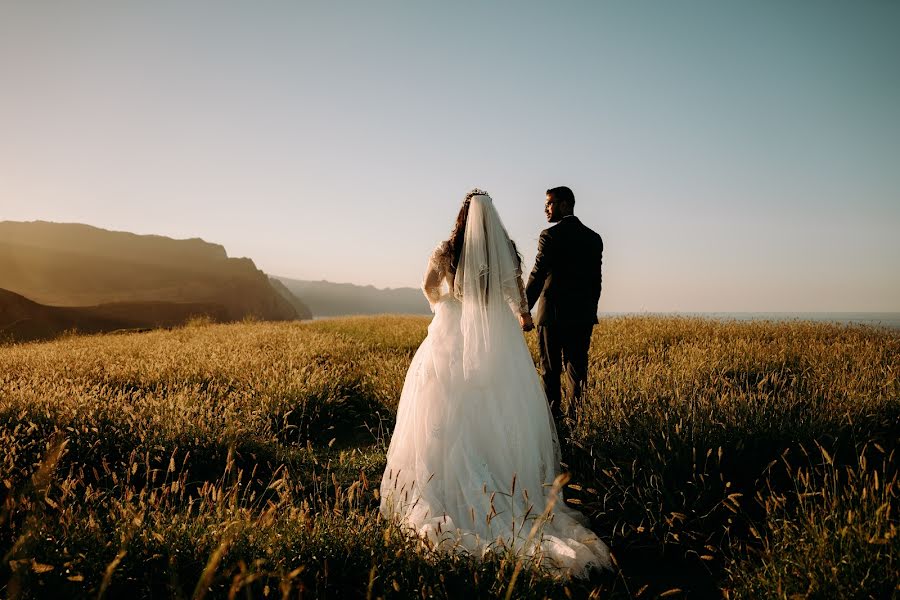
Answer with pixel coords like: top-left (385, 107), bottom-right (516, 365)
top-left (422, 241), bottom-right (450, 310)
top-left (503, 259), bottom-right (529, 316)
top-left (515, 265), bottom-right (528, 315)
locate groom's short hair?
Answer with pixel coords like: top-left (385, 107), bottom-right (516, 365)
top-left (546, 186), bottom-right (575, 207)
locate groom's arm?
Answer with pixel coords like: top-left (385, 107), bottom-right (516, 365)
top-left (590, 237), bottom-right (603, 305)
top-left (525, 229), bottom-right (552, 311)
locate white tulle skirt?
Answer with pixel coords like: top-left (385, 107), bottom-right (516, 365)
top-left (379, 294), bottom-right (610, 578)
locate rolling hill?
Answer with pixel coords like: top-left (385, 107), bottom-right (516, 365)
top-left (0, 287), bottom-right (231, 342)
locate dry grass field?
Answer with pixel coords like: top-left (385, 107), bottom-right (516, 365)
top-left (0, 315), bottom-right (897, 598)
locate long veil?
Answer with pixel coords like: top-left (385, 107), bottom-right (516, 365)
top-left (454, 192), bottom-right (523, 383)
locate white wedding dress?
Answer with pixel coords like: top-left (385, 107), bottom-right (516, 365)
top-left (379, 192), bottom-right (610, 578)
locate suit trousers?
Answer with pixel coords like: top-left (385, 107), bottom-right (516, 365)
top-left (538, 322), bottom-right (594, 424)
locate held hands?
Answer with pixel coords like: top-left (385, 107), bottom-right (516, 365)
top-left (519, 312), bottom-right (535, 332)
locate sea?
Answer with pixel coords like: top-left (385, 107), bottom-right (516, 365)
top-left (599, 312), bottom-right (900, 329)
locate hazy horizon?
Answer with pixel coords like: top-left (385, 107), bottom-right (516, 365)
top-left (2, 2), bottom-right (898, 312)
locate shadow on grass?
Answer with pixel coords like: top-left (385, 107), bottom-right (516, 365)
top-left (562, 401), bottom-right (900, 597)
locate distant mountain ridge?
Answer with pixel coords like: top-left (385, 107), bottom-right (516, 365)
top-left (269, 277), bottom-right (313, 320)
top-left (0, 220), bottom-right (310, 330)
top-left (0, 221), bottom-right (228, 266)
top-left (275, 277), bottom-right (429, 317)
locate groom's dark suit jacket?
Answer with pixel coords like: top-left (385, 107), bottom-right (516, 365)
top-left (525, 216), bottom-right (603, 326)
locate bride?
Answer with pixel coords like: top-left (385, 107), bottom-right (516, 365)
top-left (379, 189), bottom-right (611, 578)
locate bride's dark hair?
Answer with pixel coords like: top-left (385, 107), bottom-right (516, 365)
top-left (448, 190), bottom-right (522, 276)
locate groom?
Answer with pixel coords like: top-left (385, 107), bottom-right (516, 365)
top-left (525, 186), bottom-right (604, 428)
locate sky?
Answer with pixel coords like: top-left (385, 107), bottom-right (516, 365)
top-left (1, 1), bottom-right (898, 312)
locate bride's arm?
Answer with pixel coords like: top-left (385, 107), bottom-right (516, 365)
top-left (515, 273), bottom-right (528, 316)
top-left (502, 265), bottom-right (528, 314)
top-left (502, 248), bottom-right (532, 325)
top-left (507, 269), bottom-right (534, 331)
top-left (422, 264), bottom-right (443, 308)
top-left (422, 243), bottom-right (447, 310)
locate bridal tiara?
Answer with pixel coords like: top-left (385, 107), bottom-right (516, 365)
top-left (464, 188), bottom-right (490, 202)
